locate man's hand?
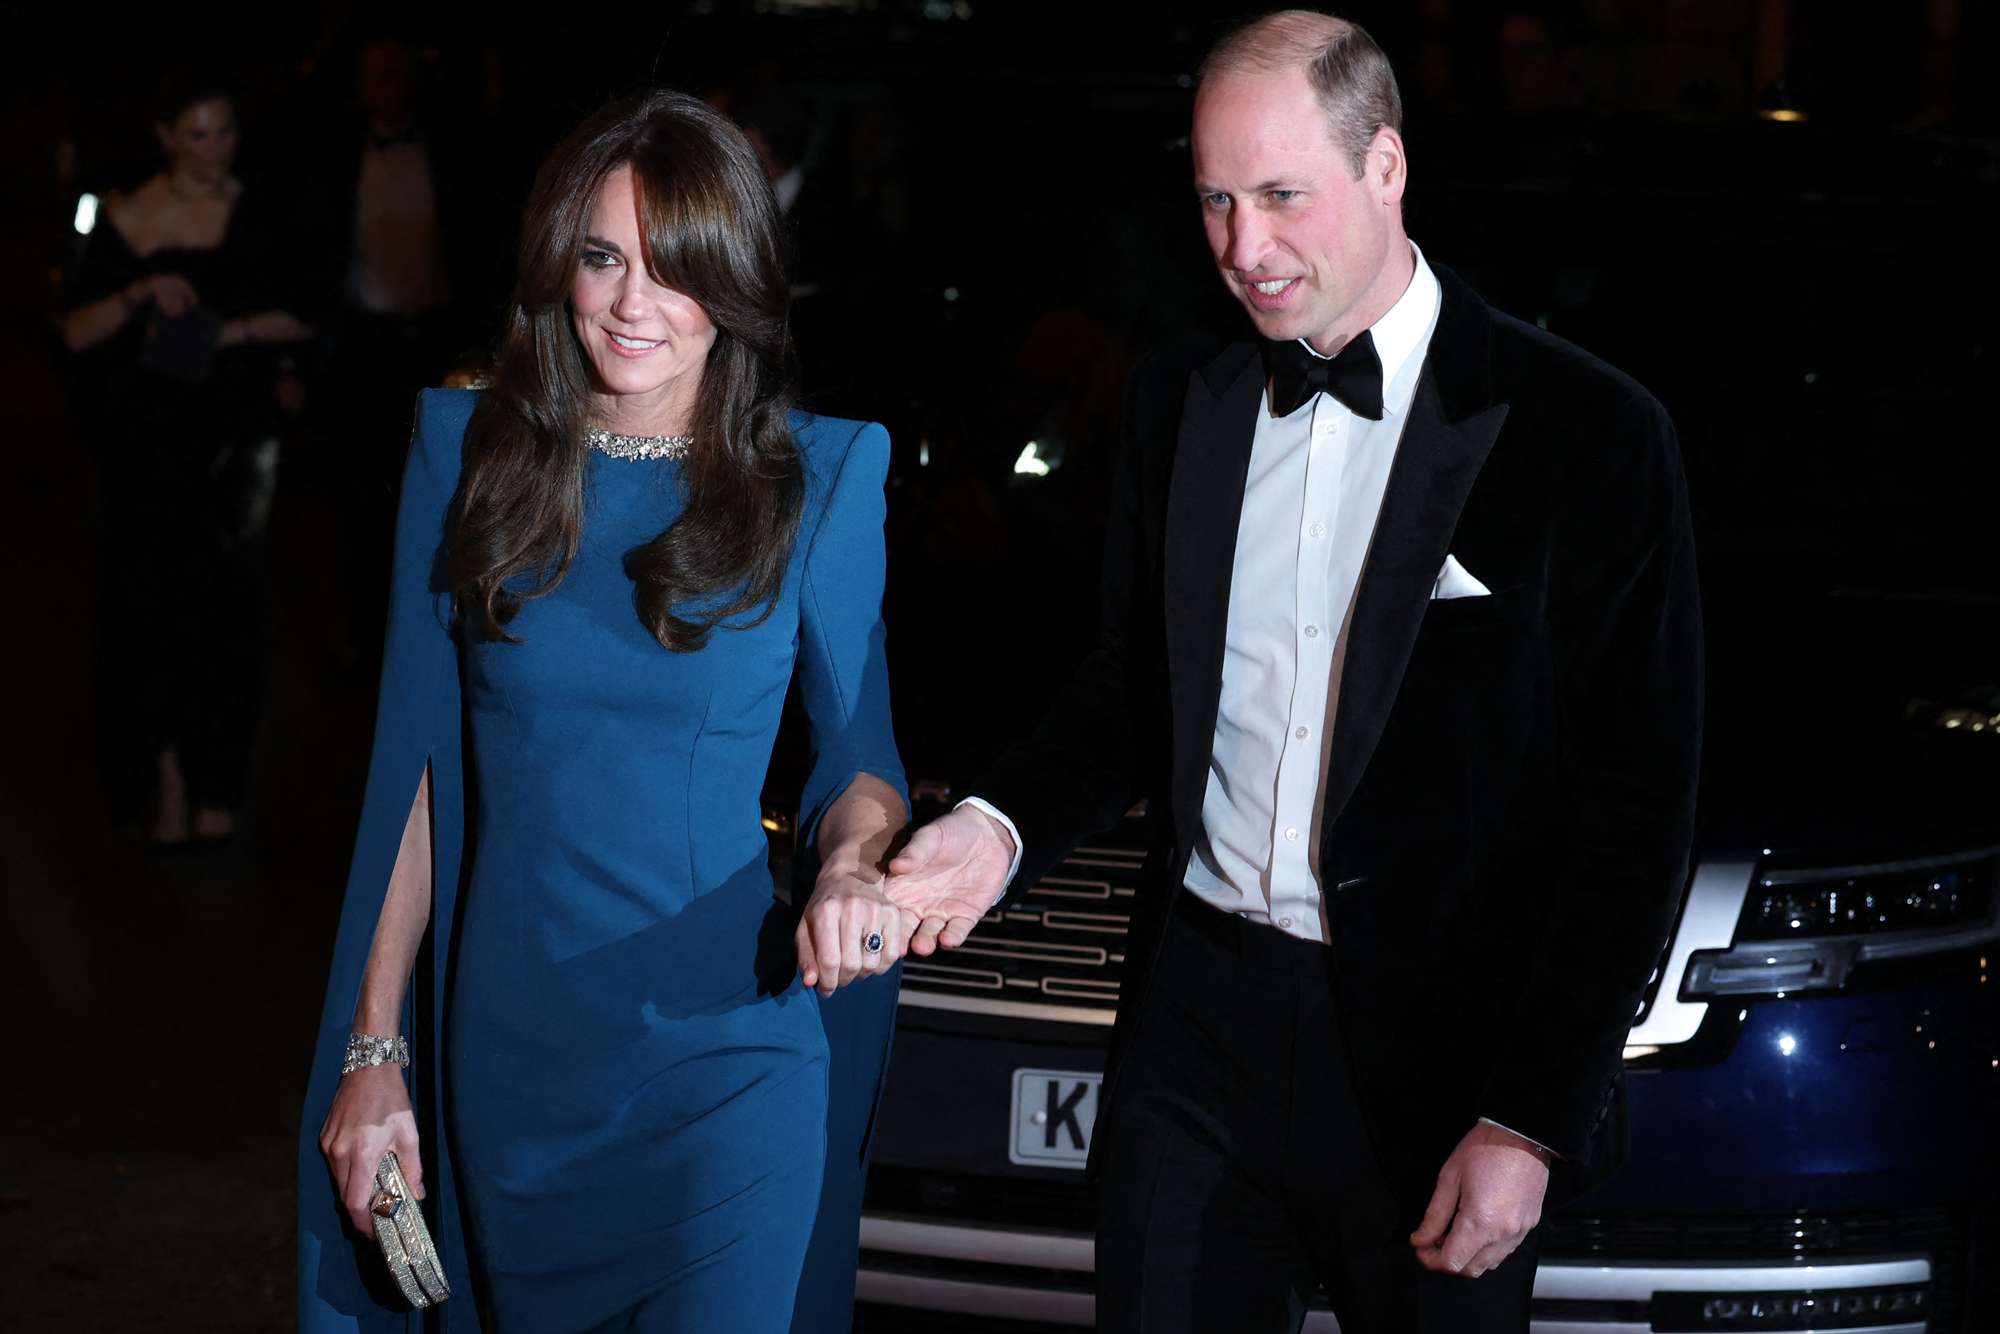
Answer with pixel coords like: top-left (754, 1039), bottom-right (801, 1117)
top-left (1409, 1121), bottom-right (1551, 1279)
top-left (796, 862), bottom-right (917, 997)
top-left (882, 805), bottom-right (1016, 956)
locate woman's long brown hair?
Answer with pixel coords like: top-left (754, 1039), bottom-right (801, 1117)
top-left (448, 89), bottom-right (803, 653)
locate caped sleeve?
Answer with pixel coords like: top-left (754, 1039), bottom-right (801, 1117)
top-left (793, 419), bottom-right (909, 859)
top-left (296, 388), bottom-right (481, 1332)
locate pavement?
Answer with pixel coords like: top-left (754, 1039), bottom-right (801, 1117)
top-left (1, 333), bottom-right (383, 1332)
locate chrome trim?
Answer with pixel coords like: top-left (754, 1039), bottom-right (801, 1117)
top-left (855, 1271), bottom-right (1094, 1324)
top-left (857, 1219), bottom-right (1932, 1334)
top-left (860, 1214), bottom-right (1094, 1271)
top-left (1856, 915), bottom-right (2000, 959)
top-left (955, 937), bottom-right (1111, 965)
top-left (1739, 847), bottom-right (2000, 963)
top-left (1032, 876), bottom-right (1117, 900)
top-left (1624, 860), bottom-right (1756, 1047)
top-left (1055, 859), bottom-right (1144, 875)
top-left (896, 988), bottom-right (1117, 1026)
top-left (1531, 1325), bottom-right (1919, 1334)
top-left (899, 961), bottom-right (1003, 990)
top-left (856, 1268), bottom-right (1925, 1334)
top-left (1040, 910), bottom-right (1132, 934)
top-left (1533, 1255), bottom-right (1930, 1298)
top-left (1756, 845), bottom-right (2000, 885)
top-left (1068, 843), bottom-right (1147, 864)
top-left (1042, 977), bottom-right (1120, 1001)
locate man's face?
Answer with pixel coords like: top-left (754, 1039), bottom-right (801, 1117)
top-left (1192, 66), bottom-right (1406, 352)
top-left (358, 41), bottom-right (419, 125)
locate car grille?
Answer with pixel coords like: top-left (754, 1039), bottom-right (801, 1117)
top-left (856, 1196), bottom-right (1976, 1332)
top-left (1542, 1207), bottom-right (1959, 1261)
top-left (867, 1165), bottom-right (1096, 1232)
top-left (899, 821), bottom-right (1148, 1018)
top-left (1544, 1208), bottom-right (1969, 1331)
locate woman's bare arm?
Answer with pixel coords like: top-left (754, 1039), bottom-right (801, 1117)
top-left (351, 764), bottom-right (434, 1032)
top-left (318, 764), bottom-right (434, 1231)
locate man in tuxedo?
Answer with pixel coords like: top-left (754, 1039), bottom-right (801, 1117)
top-left (884, 9), bottom-right (1701, 1331)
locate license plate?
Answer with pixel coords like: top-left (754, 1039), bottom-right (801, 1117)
top-left (1009, 1067), bottom-right (1101, 1168)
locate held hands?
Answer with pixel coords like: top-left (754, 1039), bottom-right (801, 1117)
top-left (319, 1063), bottom-right (424, 1235)
top-left (220, 309), bottom-right (317, 348)
top-left (882, 805), bottom-right (1015, 957)
top-left (796, 802), bottom-right (1015, 995)
top-left (1409, 1120), bottom-right (1551, 1279)
top-left (796, 858), bottom-right (918, 997)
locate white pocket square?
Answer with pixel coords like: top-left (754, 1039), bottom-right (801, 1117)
top-left (1432, 553), bottom-right (1491, 600)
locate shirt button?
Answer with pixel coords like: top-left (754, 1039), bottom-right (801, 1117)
top-left (1303, 624), bottom-right (1320, 639)
top-left (1284, 827), bottom-right (1299, 842)
top-left (1279, 917), bottom-right (1295, 930)
top-left (1294, 726), bottom-right (1309, 740)
top-left (1307, 522), bottom-right (1327, 540)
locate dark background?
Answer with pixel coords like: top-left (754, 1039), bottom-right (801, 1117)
top-left (2, 1), bottom-right (1996, 1328)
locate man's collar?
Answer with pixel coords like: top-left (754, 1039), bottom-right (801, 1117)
top-left (1293, 242), bottom-right (1440, 418)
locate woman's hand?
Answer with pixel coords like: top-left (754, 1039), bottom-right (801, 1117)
top-left (130, 273), bottom-right (199, 318)
top-left (319, 1062), bottom-right (424, 1234)
top-left (248, 309), bottom-right (316, 343)
top-left (221, 309), bottom-right (317, 348)
top-left (796, 860), bottom-right (917, 997)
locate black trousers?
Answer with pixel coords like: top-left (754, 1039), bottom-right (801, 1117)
top-left (95, 444), bottom-right (270, 818)
top-left (1095, 892), bottom-right (1540, 1333)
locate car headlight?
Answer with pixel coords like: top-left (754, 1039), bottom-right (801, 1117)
top-left (1682, 848), bottom-right (1998, 998)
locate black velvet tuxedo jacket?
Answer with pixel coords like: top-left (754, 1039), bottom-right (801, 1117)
top-left (971, 262), bottom-right (1703, 1201)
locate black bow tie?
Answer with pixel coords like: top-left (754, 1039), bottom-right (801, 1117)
top-left (1263, 331), bottom-right (1384, 420)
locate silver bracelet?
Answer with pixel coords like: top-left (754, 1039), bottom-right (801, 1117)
top-left (342, 1032), bottom-right (411, 1076)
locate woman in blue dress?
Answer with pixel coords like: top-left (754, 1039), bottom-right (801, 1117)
top-left (298, 91), bottom-right (910, 1332)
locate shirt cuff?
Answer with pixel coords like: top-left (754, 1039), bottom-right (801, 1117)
top-left (1478, 1116), bottom-right (1559, 1161)
top-left (955, 797), bottom-right (1024, 887)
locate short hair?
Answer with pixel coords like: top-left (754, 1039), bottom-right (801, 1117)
top-left (1197, 10), bottom-right (1403, 177)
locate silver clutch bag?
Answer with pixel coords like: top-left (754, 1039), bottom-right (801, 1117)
top-left (370, 1151), bottom-right (451, 1308)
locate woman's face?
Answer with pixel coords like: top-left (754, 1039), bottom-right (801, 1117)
top-left (570, 165), bottom-right (718, 432)
top-left (156, 99), bottom-right (238, 187)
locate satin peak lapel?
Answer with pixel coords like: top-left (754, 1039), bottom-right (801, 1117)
top-left (1321, 372), bottom-right (1508, 830)
top-left (1164, 346), bottom-right (1263, 833)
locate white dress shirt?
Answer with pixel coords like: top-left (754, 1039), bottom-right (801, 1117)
top-left (965, 245), bottom-right (1440, 918)
top-left (350, 138), bottom-right (451, 317)
top-left (1182, 245), bottom-right (1440, 943)
top-left (773, 165), bottom-right (805, 215)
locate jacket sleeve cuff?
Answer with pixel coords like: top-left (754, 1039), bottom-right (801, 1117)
top-left (1478, 1116), bottom-right (1560, 1161)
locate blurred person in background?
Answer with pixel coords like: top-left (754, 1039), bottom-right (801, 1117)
top-left (310, 32), bottom-right (485, 678)
top-left (302, 89), bottom-right (908, 1332)
top-left (59, 71), bottom-right (313, 847)
top-left (731, 78), bottom-right (866, 420)
top-left (734, 80), bottom-right (845, 300)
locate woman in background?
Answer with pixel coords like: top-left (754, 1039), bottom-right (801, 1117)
top-left (301, 89), bottom-right (909, 1332)
top-left (60, 74), bottom-right (312, 845)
